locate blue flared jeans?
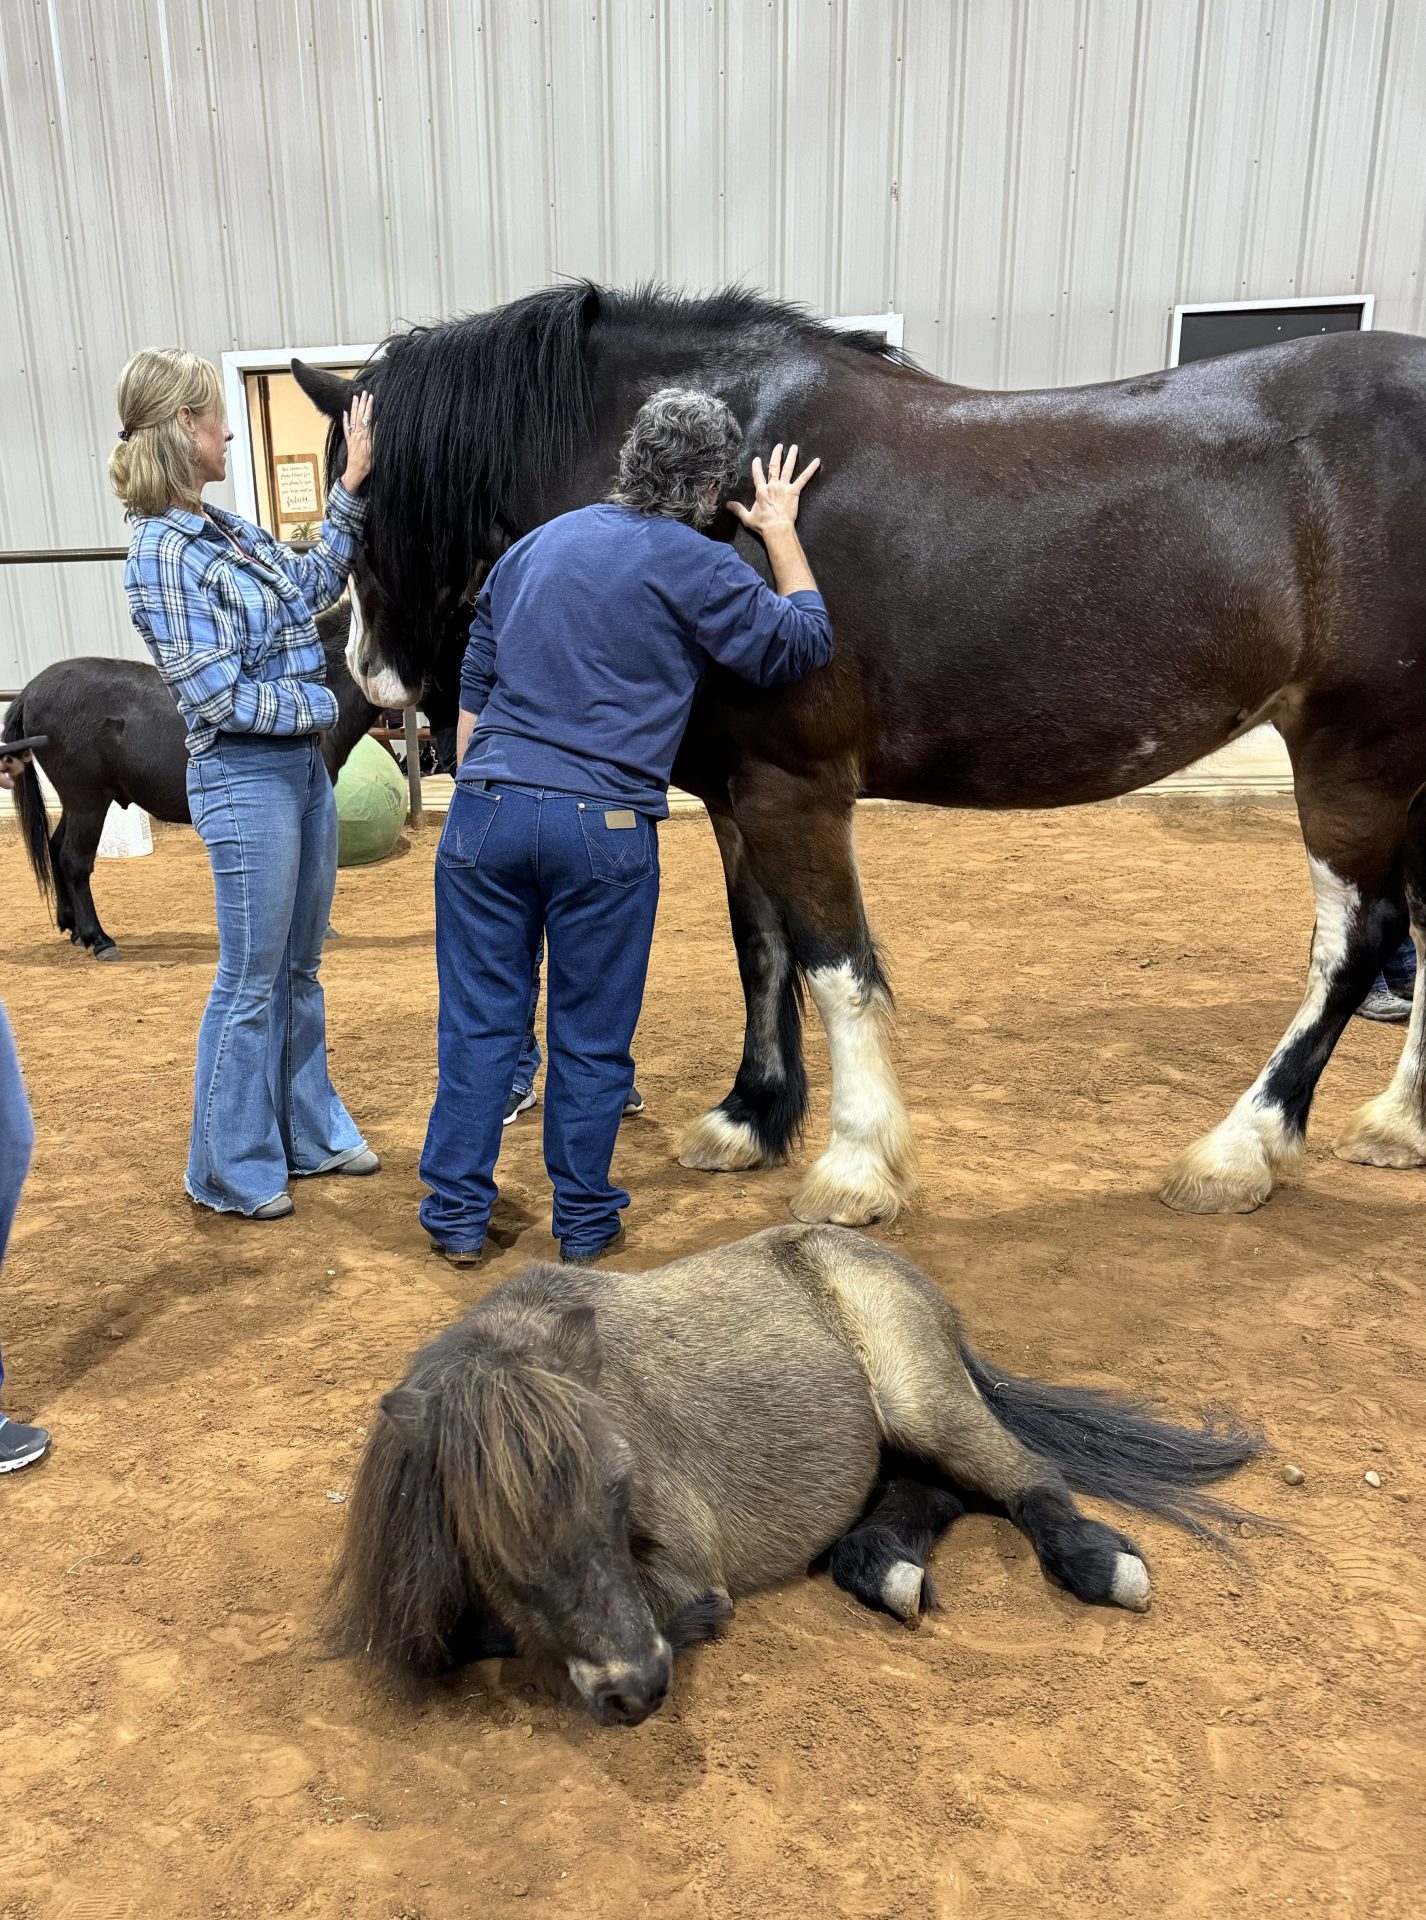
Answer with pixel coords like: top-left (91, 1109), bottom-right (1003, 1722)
top-left (185, 735), bottom-right (365, 1214)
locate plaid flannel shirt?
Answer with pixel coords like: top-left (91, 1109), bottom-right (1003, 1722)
top-left (123, 482), bottom-right (366, 758)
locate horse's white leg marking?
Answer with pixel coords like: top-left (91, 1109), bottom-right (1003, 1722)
top-left (1336, 924), bottom-right (1426, 1169)
top-left (791, 962), bottom-right (918, 1226)
top-left (1161, 857), bottom-right (1361, 1214)
top-left (679, 1106), bottom-right (768, 1171)
top-left (680, 923), bottom-right (787, 1171)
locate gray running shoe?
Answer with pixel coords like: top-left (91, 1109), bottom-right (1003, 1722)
top-left (1356, 982), bottom-right (1413, 1023)
top-left (0, 1415), bottom-right (51, 1474)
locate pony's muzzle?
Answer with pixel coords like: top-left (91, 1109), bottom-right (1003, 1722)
top-left (570, 1639), bottom-right (673, 1727)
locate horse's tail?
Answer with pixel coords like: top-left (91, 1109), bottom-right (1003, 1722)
top-left (2, 694), bottom-right (55, 907)
top-left (324, 1386), bottom-right (514, 1693)
top-left (960, 1341), bottom-right (1266, 1538)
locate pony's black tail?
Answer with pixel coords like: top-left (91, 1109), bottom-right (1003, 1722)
top-left (961, 1343), bottom-right (1266, 1538)
top-left (2, 696), bottom-right (54, 907)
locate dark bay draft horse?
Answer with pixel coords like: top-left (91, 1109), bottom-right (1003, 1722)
top-left (4, 609), bottom-right (375, 959)
top-left (295, 286), bottom-right (1426, 1220)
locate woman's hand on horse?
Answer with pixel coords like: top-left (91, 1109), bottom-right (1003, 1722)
top-left (343, 391), bottom-right (375, 491)
top-left (0, 747), bottom-right (31, 791)
top-left (728, 444), bottom-right (821, 537)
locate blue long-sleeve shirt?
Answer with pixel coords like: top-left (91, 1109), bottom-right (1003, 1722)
top-left (124, 482), bottom-right (366, 757)
top-left (459, 503), bottom-right (832, 815)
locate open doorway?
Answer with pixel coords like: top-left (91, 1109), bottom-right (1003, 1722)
top-left (221, 345), bottom-right (376, 535)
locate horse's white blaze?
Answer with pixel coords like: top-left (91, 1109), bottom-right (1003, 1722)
top-left (344, 578), bottom-right (420, 708)
top-left (880, 1559), bottom-right (925, 1620)
top-left (1161, 856), bottom-right (1361, 1212)
top-left (792, 963), bottom-right (917, 1226)
top-left (1110, 1553), bottom-right (1152, 1612)
top-left (678, 1106), bottom-right (767, 1172)
top-left (345, 578), bottom-right (366, 682)
top-left (1336, 924), bottom-right (1426, 1168)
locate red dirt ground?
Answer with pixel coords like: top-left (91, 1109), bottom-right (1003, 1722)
top-left (1, 799), bottom-right (1422, 1919)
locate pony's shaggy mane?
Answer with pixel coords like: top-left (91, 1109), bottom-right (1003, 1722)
top-left (442, 1354), bottom-right (601, 1579)
top-left (346, 280), bottom-right (904, 658)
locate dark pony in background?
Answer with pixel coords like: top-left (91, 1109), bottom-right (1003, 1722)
top-left (5, 608), bottom-right (376, 959)
top-left (296, 285), bottom-right (1426, 1221)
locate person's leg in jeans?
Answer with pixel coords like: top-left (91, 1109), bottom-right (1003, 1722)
top-left (507, 937), bottom-right (544, 1119)
top-left (541, 798), bottom-right (660, 1256)
top-left (0, 1000), bottom-right (48, 1468)
top-left (284, 741), bottom-right (367, 1174)
top-left (420, 785), bottom-right (544, 1254)
top-left (185, 740), bottom-right (307, 1214)
top-left (1384, 936), bottom-right (1418, 995)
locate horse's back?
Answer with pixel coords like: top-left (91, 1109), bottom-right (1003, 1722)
top-left (23, 656), bottom-right (191, 821)
top-left (591, 1229), bottom-right (885, 1589)
top-left (789, 330), bottom-right (1426, 808)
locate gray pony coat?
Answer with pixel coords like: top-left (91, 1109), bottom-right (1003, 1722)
top-left (330, 1225), bottom-right (1259, 1716)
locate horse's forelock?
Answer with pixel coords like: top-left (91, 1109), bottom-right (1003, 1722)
top-left (441, 1356), bottom-right (602, 1577)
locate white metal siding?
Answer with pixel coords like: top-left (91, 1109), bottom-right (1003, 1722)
top-left (2, 0), bottom-right (1424, 684)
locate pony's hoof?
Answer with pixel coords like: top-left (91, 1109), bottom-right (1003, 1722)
top-left (791, 1139), bottom-right (917, 1227)
top-left (1159, 1130), bottom-right (1274, 1214)
top-left (94, 943), bottom-right (121, 963)
top-left (879, 1559), bottom-right (928, 1624)
top-left (1334, 1093), bottom-right (1426, 1170)
top-left (678, 1108), bottom-right (768, 1172)
top-left (1109, 1553), bottom-right (1152, 1613)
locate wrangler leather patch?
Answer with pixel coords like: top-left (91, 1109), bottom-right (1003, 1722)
top-left (604, 810), bottom-right (637, 829)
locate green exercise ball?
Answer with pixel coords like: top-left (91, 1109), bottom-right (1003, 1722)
top-left (334, 734), bottom-right (408, 867)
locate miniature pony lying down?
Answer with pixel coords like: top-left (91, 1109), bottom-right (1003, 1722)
top-left (329, 1226), bottom-right (1261, 1726)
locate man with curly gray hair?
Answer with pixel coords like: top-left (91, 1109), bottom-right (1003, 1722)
top-left (420, 388), bottom-right (830, 1270)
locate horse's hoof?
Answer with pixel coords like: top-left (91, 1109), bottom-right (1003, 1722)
top-left (879, 1560), bottom-right (928, 1624)
top-left (678, 1108), bottom-right (768, 1172)
top-left (1158, 1121), bottom-right (1279, 1214)
top-left (1109, 1553), bottom-right (1152, 1613)
top-left (1334, 1091), bottom-right (1426, 1170)
top-left (791, 1138), bottom-right (917, 1227)
top-left (94, 944), bottom-right (121, 963)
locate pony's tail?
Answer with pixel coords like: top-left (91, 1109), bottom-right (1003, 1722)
top-left (2, 696), bottom-right (54, 908)
top-left (961, 1342), bottom-right (1267, 1539)
top-left (324, 1398), bottom-right (513, 1694)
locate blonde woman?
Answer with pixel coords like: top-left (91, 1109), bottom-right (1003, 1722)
top-left (112, 349), bottom-right (377, 1219)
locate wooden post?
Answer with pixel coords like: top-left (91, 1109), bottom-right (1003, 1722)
top-left (403, 707), bottom-right (423, 824)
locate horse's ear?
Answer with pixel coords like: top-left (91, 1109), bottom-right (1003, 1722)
top-left (292, 358), bottom-right (354, 421)
top-left (547, 1304), bottom-right (601, 1384)
top-left (379, 1384), bottom-right (436, 1443)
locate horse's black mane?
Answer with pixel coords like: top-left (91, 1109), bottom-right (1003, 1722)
top-left (354, 281), bottom-right (901, 653)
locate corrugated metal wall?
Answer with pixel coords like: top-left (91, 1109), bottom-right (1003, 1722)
top-left (3, 0), bottom-right (1425, 686)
